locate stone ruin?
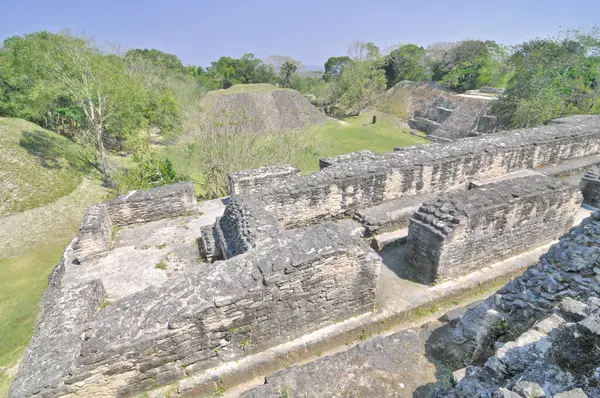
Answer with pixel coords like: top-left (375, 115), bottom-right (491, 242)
top-left (431, 211), bottom-right (600, 397)
top-left (9, 115), bottom-right (600, 397)
top-left (405, 175), bottom-right (581, 284)
top-left (408, 87), bottom-right (501, 142)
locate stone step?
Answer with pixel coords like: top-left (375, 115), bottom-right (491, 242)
top-left (469, 169), bottom-right (542, 189)
top-left (355, 193), bottom-right (437, 237)
top-left (371, 228), bottom-right (408, 252)
top-left (535, 153), bottom-right (600, 178)
top-left (408, 117), bottom-right (441, 134)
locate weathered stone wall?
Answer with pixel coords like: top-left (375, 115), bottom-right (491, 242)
top-left (319, 150), bottom-right (379, 169)
top-left (9, 222), bottom-right (381, 398)
top-left (430, 211), bottom-right (600, 371)
top-left (580, 168), bottom-right (600, 207)
top-left (8, 240), bottom-right (107, 398)
top-left (105, 181), bottom-right (197, 226)
top-left (213, 196), bottom-right (282, 259)
top-left (435, 298), bottom-right (600, 397)
top-left (72, 204), bottom-right (113, 264)
top-left (405, 175), bottom-right (581, 284)
top-left (228, 164), bottom-right (299, 195)
top-left (252, 115), bottom-right (600, 228)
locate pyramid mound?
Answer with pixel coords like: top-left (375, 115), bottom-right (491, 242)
top-left (0, 117), bottom-right (93, 217)
top-left (200, 84), bottom-right (328, 133)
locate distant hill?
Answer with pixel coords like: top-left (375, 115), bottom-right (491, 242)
top-left (0, 117), bottom-right (94, 218)
top-left (200, 84), bottom-right (328, 134)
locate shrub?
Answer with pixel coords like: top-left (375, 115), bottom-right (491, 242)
top-left (111, 152), bottom-right (189, 196)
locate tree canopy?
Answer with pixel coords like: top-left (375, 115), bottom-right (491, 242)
top-left (493, 31), bottom-right (600, 128)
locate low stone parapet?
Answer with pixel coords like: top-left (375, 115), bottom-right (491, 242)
top-left (228, 164), bottom-right (299, 195)
top-left (105, 181), bottom-right (197, 226)
top-left (72, 204), bottom-right (112, 263)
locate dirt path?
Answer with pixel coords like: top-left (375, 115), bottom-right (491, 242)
top-left (0, 177), bottom-right (108, 259)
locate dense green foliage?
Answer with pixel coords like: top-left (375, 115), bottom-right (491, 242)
top-left (493, 31), bottom-right (600, 128)
top-left (0, 31), bottom-right (191, 171)
top-left (203, 53), bottom-right (277, 89)
top-left (431, 40), bottom-right (491, 91)
top-left (384, 44), bottom-right (428, 87)
top-left (324, 56), bottom-right (351, 81)
top-left (111, 152), bottom-right (189, 196)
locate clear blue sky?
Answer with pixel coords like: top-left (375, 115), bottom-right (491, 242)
top-left (2, 0), bottom-right (599, 68)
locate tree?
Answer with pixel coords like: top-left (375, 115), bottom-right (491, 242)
top-left (206, 54), bottom-right (277, 89)
top-left (480, 41), bottom-right (514, 88)
top-left (493, 32), bottom-right (600, 128)
top-left (0, 31), bottom-right (158, 171)
top-left (384, 44), bottom-right (428, 87)
top-left (347, 41), bottom-right (380, 62)
top-left (331, 42), bottom-right (386, 115)
top-left (111, 152), bottom-right (189, 195)
top-left (323, 56), bottom-right (351, 81)
top-left (429, 40), bottom-right (492, 92)
top-left (184, 110), bottom-right (317, 198)
top-left (279, 61), bottom-right (298, 88)
top-left (337, 61), bottom-right (386, 114)
top-left (124, 48), bottom-right (184, 72)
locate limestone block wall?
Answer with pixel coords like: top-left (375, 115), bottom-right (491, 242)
top-left (105, 181), bottom-right (197, 226)
top-left (213, 196), bottom-right (282, 259)
top-left (252, 115), bottom-right (600, 228)
top-left (431, 211), bottom-right (600, 370)
top-left (72, 204), bottom-right (112, 263)
top-left (405, 175), bottom-right (581, 284)
top-left (436, 300), bottom-right (600, 397)
top-left (9, 223), bottom-right (381, 398)
top-left (228, 164), bottom-right (299, 195)
top-left (319, 150), bottom-right (378, 169)
top-left (580, 168), bottom-right (600, 207)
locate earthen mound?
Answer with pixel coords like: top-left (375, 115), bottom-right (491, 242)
top-left (200, 84), bottom-right (328, 133)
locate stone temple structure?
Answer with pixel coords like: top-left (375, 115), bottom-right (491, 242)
top-left (9, 115), bottom-right (600, 397)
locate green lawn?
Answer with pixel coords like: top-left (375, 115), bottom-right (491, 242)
top-left (298, 111), bottom-right (429, 172)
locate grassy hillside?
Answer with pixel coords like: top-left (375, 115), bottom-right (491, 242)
top-left (0, 117), bottom-right (96, 217)
top-left (0, 118), bottom-right (107, 397)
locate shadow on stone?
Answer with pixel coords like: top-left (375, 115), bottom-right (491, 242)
top-left (379, 243), bottom-right (430, 286)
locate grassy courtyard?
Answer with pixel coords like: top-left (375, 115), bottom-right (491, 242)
top-left (299, 111), bottom-right (429, 172)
